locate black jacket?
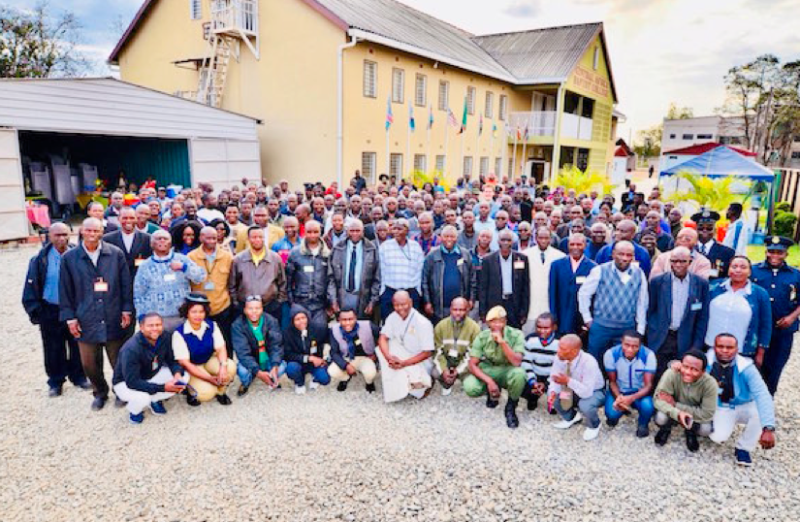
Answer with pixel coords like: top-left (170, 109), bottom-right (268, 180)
top-left (111, 331), bottom-right (182, 394)
top-left (478, 251), bottom-right (530, 322)
top-left (231, 312), bottom-right (284, 378)
top-left (282, 305), bottom-right (329, 364)
top-left (22, 242), bottom-right (73, 324)
top-left (59, 242), bottom-right (133, 343)
top-left (704, 241), bottom-right (736, 280)
top-left (327, 238), bottom-right (381, 318)
top-left (421, 245), bottom-right (473, 319)
top-left (646, 273), bottom-right (709, 355)
top-left (103, 230), bottom-right (152, 278)
top-left (286, 241), bottom-right (330, 312)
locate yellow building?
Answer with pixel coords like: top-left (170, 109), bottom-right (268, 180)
top-left (110, 0), bottom-right (622, 188)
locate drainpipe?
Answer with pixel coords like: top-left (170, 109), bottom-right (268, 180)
top-left (337, 34), bottom-right (359, 189)
top-left (550, 81), bottom-right (566, 185)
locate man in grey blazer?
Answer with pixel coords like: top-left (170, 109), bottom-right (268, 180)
top-left (328, 219), bottom-right (381, 320)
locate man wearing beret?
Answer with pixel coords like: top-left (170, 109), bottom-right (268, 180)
top-left (751, 236), bottom-right (800, 395)
top-left (692, 208), bottom-right (735, 281)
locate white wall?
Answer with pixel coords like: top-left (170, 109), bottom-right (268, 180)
top-left (0, 128), bottom-right (30, 241)
top-left (191, 138), bottom-right (261, 189)
top-left (662, 116), bottom-right (720, 152)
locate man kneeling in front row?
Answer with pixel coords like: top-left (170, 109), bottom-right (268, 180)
top-left (112, 313), bottom-right (187, 424)
top-left (328, 307), bottom-right (380, 393)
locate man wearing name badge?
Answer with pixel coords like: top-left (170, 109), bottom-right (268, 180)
top-left (478, 229), bottom-right (530, 329)
top-left (433, 297), bottom-right (481, 396)
top-left (328, 307), bottom-right (380, 393)
top-left (133, 230), bottom-right (206, 332)
top-left (463, 306), bottom-right (527, 428)
top-left (103, 206), bottom-right (152, 279)
top-left (579, 241), bottom-right (649, 363)
top-left (188, 227), bottom-right (235, 348)
top-left (230, 226), bottom-right (287, 323)
top-left (549, 233), bottom-right (596, 338)
top-left (649, 228), bottom-right (711, 280)
top-left (327, 219), bottom-right (380, 320)
top-left (377, 291), bottom-right (435, 403)
top-left (421, 225), bottom-right (474, 325)
top-left (59, 217), bottom-right (133, 411)
top-left (285, 220), bottom-right (330, 331)
top-left (750, 236), bottom-right (800, 396)
top-left (593, 219), bottom-right (652, 277)
top-left (692, 208), bottom-right (734, 281)
top-left (521, 226), bottom-right (565, 334)
top-left (722, 202), bottom-right (750, 256)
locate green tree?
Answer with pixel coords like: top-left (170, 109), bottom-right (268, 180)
top-left (0, 2), bottom-right (87, 78)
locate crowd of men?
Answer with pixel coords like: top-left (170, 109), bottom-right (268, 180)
top-left (22, 172), bottom-right (797, 467)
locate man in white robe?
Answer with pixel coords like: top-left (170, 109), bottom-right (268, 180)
top-left (522, 226), bottom-right (565, 335)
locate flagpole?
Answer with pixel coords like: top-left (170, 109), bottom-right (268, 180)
top-left (406, 103), bottom-right (411, 182)
top-left (520, 128), bottom-right (528, 180)
top-left (475, 113), bottom-right (481, 175)
top-left (511, 124), bottom-right (518, 182)
top-left (386, 126), bottom-right (390, 178)
top-left (460, 130), bottom-right (465, 180)
top-left (426, 112), bottom-right (431, 176)
top-left (501, 123), bottom-right (507, 180)
top-left (443, 114), bottom-right (449, 176)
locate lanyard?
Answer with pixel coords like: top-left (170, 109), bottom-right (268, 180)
top-left (399, 310), bottom-right (416, 346)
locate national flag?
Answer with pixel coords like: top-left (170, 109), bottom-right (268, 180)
top-left (492, 123), bottom-right (498, 138)
top-left (408, 102), bottom-right (415, 132)
top-left (447, 108), bottom-right (458, 128)
top-left (459, 96), bottom-right (468, 134)
top-left (478, 112), bottom-right (484, 136)
top-left (428, 105), bottom-right (434, 130)
top-left (385, 96), bottom-right (393, 130)
top-left (515, 125), bottom-right (522, 141)
top-left (523, 124), bottom-right (529, 141)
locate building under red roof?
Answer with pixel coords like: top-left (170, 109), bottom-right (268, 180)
top-left (662, 142), bottom-right (756, 157)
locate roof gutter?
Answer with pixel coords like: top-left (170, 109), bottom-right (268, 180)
top-left (337, 34), bottom-right (359, 189)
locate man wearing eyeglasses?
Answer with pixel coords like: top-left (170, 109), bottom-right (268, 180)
top-left (692, 209), bottom-right (735, 281)
top-left (647, 247), bottom-right (710, 383)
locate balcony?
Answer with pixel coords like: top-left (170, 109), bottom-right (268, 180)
top-left (508, 111), bottom-right (557, 138)
top-left (211, 0), bottom-right (258, 36)
top-left (561, 113), bottom-right (594, 141)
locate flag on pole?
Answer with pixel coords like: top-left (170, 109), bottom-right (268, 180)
top-left (408, 102), bottom-right (415, 132)
top-left (447, 108), bottom-right (458, 128)
top-left (478, 112), bottom-right (484, 136)
top-left (385, 96), bottom-right (393, 130)
top-left (428, 105), bottom-right (434, 130)
top-left (459, 96), bottom-right (468, 134)
top-left (523, 124), bottom-right (529, 141)
top-left (515, 125), bottom-right (522, 141)
top-left (492, 123), bottom-right (498, 138)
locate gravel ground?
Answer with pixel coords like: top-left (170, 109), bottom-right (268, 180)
top-left (2, 243), bottom-right (798, 522)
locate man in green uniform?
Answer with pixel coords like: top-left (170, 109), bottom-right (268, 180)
top-left (433, 297), bottom-right (481, 396)
top-left (464, 306), bottom-right (527, 428)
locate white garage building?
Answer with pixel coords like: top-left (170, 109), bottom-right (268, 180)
top-left (0, 77), bottom-right (261, 241)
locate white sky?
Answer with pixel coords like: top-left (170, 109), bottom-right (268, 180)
top-left (7, 0), bottom-right (800, 142)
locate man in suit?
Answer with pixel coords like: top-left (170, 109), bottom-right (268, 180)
top-left (478, 229), bottom-right (530, 328)
top-left (646, 246), bottom-right (709, 383)
top-left (693, 209), bottom-right (735, 281)
top-left (549, 233), bottom-right (596, 337)
top-left (103, 207), bottom-right (152, 280)
top-left (327, 219), bottom-right (381, 320)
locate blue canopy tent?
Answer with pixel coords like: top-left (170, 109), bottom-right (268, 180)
top-left (659, 145), bottom-right (774, 180)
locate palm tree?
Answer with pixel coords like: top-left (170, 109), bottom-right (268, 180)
top-left (553, 165), bottom-right (615, 194)
top-left (669, 171), bottom-right (747, 212)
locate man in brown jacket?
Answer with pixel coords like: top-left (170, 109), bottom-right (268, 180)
top-left (228, 226), bottom-right (287, 324)
top-left (189, 226), bottom-right (235, 347)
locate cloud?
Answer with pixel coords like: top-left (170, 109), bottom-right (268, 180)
top-left (502, 0), bottom-right (541, 18)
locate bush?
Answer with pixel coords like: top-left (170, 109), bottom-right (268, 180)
top-left (775, 201), bottom-right (792, 212)
top-left (774, 210), bottom-right (798, 238)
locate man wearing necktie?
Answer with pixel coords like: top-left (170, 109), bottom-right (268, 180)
top-left (327, 219), bottom-right (381, 320)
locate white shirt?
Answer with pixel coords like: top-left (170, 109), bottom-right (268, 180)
top-left (578, 263), bottom-right (649, 335)
top-left (722, 219), bottom-right (749, 256)
top-left (380, 310), bottom-right (434, 357)
top-left (197, 207), bottom-right (225, 224)
top-left (82, 242), bottom-right (101, 266)
top-left (171, 320), bottom-right (226, 361)
top-left (121, 230), bottom-right (135, 253)
top-left (548, 351), bottom-right (605, 399)
top-left (705, 280), bottom-right (752, 348)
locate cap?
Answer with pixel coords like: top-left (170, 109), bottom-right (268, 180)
top-left (690, 208), bottom-right (721, 224)
top-left (486, 306), bottom-right (507, 322)
top-left (765, 236), bottom-right (794, 251)
top-left (185, 292), bottom-right (210, 304)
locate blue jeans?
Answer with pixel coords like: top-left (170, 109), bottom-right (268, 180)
top-left (237, 361), bottom-right (287, 388)
top-left (285, 361), bottom-right (331, 387)
top-left (604, 393), bottom-right (654, 427)
top-left (555, 389), bottom-right (606, 429)
top-left (587, 323), bottom-right (630, 362)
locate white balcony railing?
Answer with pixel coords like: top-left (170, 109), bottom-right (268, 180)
top-left (508, 111), bottom-right (557, 138)
top-left (561, 113), bottom-right (594, 141)
top-left (211, 0), bottom-right (258, 35)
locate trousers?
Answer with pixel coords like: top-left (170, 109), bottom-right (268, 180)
top-left (654, 411), bottom-right (713, 436)
top-left (285, 361), bottom-right (332, 387)
top-left (237, 361), bottom-right (287, 388)
top-left (188, 358), bottom-right (236, 402)
top-left (587, 323), bottom-right (630, 362)
top-left (761, 327), bottom-right (794, 396)
top-left (604, 393), bottom-right (655, 426)
top-left (210, 306), bottom-right (235, 358)
top-left (463, 363), bottom-right (527, 400)
top-left (79, 339), bottom-right (125, 399)
top-left (39, 303), bottom-right (85, 388)
top-left (328, 356), bottom-right (378, 384)
top-left (654, 330), bottom-right (679, 386)
top-left (113, 367), bottom-right (179, 414)
top-left (380, 288), bottom-right (421, 322)
top-left (554, 389), bottom-right (606, 429)
top-left (709, 402), bottom-right (762, 452)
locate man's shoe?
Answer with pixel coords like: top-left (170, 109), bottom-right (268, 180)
top-left (583, 426), bottom-right (601, 441)
top-left (91, 396), bottom-right (107, 411)
top-left (216, 394), bottom-right (232, 405)
top-left (505, 400), bottom-right (519, 429)
top-left (606, 417), bottom-right (619, 428)
top-left (685, 429), bottom-right (700, 452)
top-left (150, 401), bottom-right (167, 415)
top-left (526, 398), bottom-right (538, 411)
top-left (486, 395), bottom-right (499, 409)
top-left (129, 412), bottom-right (144, 425)
top-left (735, 449), bottom-right (753, 467)
top-left (636, 424), bottom-right (650, 438)
top-left (365, 383), bottom-right (376, 394)
top-left (74, 380), bottom-right (92, 391)
top-left (337, 381), bottom-right (349, 392)
top-left (553, 412), bottom-right (583, 430)
top-left (187, 395), bottom-right (201, 407)
top-left (48, 385), bottom-right (63, 398)
top-left (295, 385), bottom-right (307, 395)
top-left (114, 397), bottom-right (126, 408)
top-left (309, 381), bottom-right (320, 391)
top-left (237, 384), bottom-right (249, 397)
top-left (654, 425), bottom-right (671, 446)
top-left (441, 386), bottom-right (453, 396)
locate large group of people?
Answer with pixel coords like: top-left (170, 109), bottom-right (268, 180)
top-left (22, 172), bottom-right (796, 467)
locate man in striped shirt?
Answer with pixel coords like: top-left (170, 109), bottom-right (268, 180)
top-left (521, 313), bottom-right (559, 411)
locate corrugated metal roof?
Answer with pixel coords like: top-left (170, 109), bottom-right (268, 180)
top-left (315, 0), bottom-right (512, 79)
top-left (472, 23), bottom-right (601, 82)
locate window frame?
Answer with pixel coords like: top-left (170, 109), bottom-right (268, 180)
top-left (392, 68), bottom-right (405, 104)
top-left (363, 60), bottom-right (377, 98)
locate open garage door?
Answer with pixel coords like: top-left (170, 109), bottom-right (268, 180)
top-left (0, 128), bottom-right (29, 241)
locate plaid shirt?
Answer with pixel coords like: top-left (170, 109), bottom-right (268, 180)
top-left (379, 238), bottom-right (424, 293)
top-left (412, 232), bottom-right (441, 255)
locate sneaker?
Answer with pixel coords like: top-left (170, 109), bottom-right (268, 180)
top-left (486, 395), bottom-right (499, 409)
top-left (654, 425), bottom-right (672, 446)
top-left (129, 412), bottom-right (144, 425)
top-left (295, 385), bottom-right (307, 395)
top-left (74, 380), bottom-right (92, 391)
top-left (735, 449), bottom-right (753, 467)
top-left (91, 396), bottom-right (107, 411)
top-left (685, 429), bottom-right (699, 452)
top-left (606, 417), bottom-right (619, 428)
top-left (636, 425), bottom-right (650, 438)
top-left (150, 401), bottom-right (167, 415)
top-left (186, 395), bottom-right (201, 407)
top-left (337, 381), bottom-right (349, 392)
top-left (553, 412), bottom-right (583, 430)
top-left (365, 383), bottom-right (376, 394)
top-left (309, 381), bottom-right (320, 391)
top-left (216, 394), bottom-right (232, 405)
top-left (237, 384), bottom-right (249, 397)
top-left (441, 386), bottom-right (453, 396)
top-left (583, 425), bottom-right (601, 441)
top-left (48, 385), bottom-right (63, 398)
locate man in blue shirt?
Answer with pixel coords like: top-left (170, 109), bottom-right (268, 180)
top-left (603, 331), bottom-right (656, 438)
top-left (594, 219), bottom-right (652, 277)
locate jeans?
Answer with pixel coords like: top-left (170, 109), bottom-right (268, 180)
top-left (604, 393), bottom-right (655, 427)
top-left (237, 361), bottom-right (287, 388)
top-left (38, 303), bottom-right (86, 388)
top-left (285, 361), bottom-right (331, 387)
top-left (587, 323), bottom-right (630, 363)
top-left (555, 389), bottom-right (606, 429)
top-left (380, 288), bottom-right (421, 322)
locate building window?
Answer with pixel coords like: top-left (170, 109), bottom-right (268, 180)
top-left (415, 74), bottom-right (427, 107)
top-left (361, 152), bottom-right (377, 185)
top-left (463, 156), bottom-right (473, 177)
top-left (669, 133), bottom-right (676, 139)
top-left (438, 81), bottom-right (449, 111)
top-left (479, 157), bottom-right (489, 176)
top-left (189, 0), bottom-right (202, 20)
top-left (435, 155), bottom-right (445, 171)
top-left (682, 134), bottom-right (694, 140)
top-left (392, 68), bottom-right (405, 104)
top-left (499, 95), bottom-right (508, 121)
top-left (792, 151), bottom-right (800, 159)
top-left (413, 154), bottom-right (427, 173)
top-left (494, 158), bottom-right (502, 176)
top-left (484, 92), bottom-right (494, 119)
top-left (593, 46), bottom-right (600, 70)
top-left (793, 135), bottom-right (800, 143)
top-left (508, 158), bottom-right (513, 177)
top-left (581, 98), bottom-right (594, 119)
top-left (697, 134), bottom-right (713, 140)
top-left (466, 86), bottom-right (476, 115)
top-left (390, 153), bottom-right (403, 178)
top-left (363, 61), bottom-right (377, 98)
